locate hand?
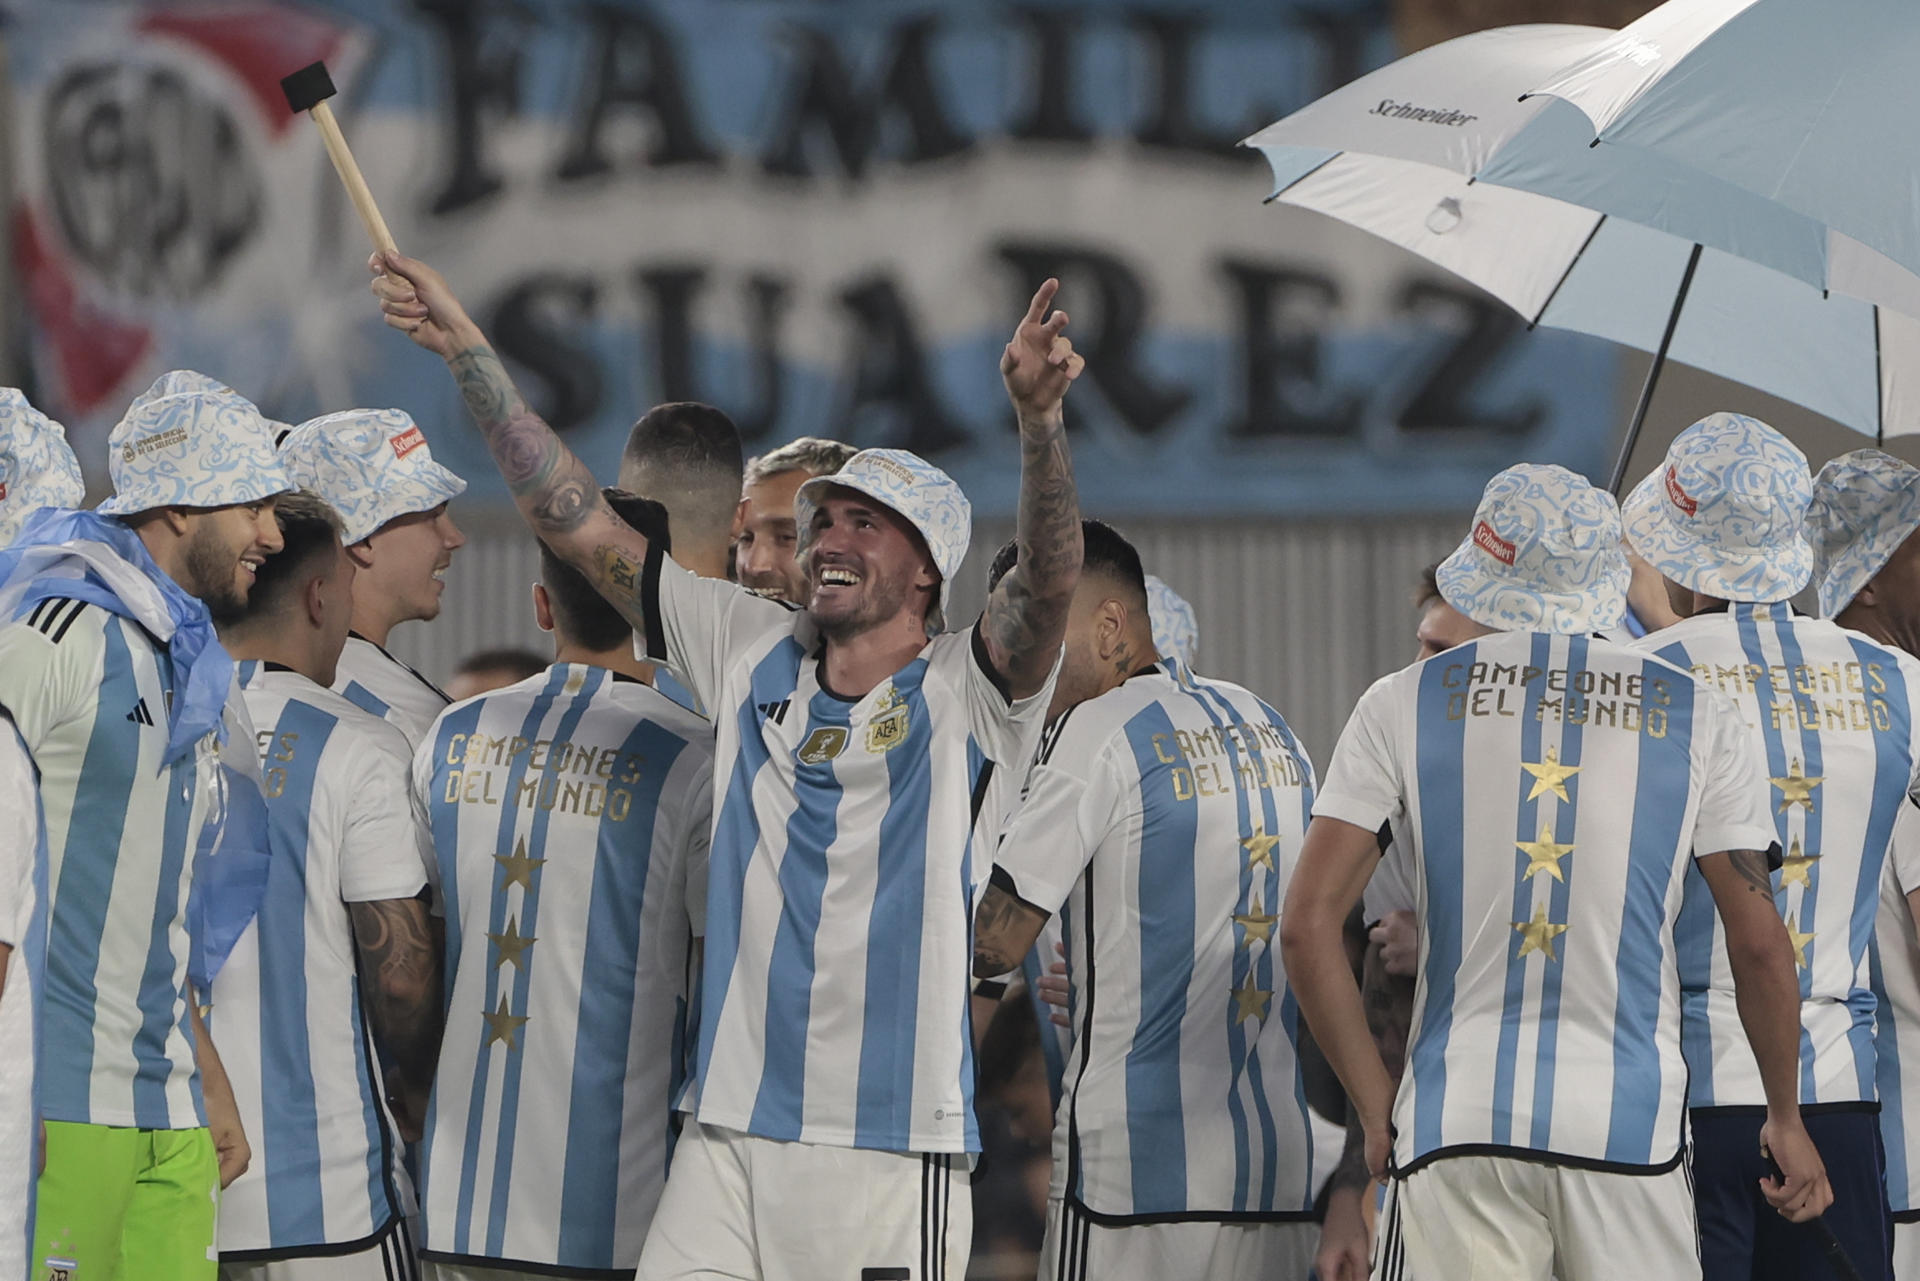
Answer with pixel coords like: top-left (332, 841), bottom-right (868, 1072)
top-left (1759, 1114), bottom-right (1833, 1222)
top-left (1370, 911), bottom-right (1419, 979)
top-left (1365, 1120), bottom-right (1391, 1183)
top-left (205, 1083), bottom-right (252, 1189)
top-left (1001, 278), bottom-right (1084, 428)
top-left (369, 250), bottom-right (484, 360)
top-left (1314, 1185), bottom-right (1374, 1281)
top-left (1036, 941), bottom-right (1071, 1027)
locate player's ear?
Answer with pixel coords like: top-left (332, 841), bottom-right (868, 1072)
top-left (532, 581), bottom-right (555, 634)
top-left (732, 497), bottom-right (749, 539)
top-left (1093, 597), bottom-right (1126, 659)
top-left (306, 573), bottom-right (328, 629)
top-left (344, 539), bottom-right (375, 570)
top-left (1856, 576), bottom-right (1880, 609)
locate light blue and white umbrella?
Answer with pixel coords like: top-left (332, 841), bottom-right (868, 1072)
top-left (1243, 23), bottom-right (1920, 487)
top-left (1530, 0), bottom-right (1920, 282)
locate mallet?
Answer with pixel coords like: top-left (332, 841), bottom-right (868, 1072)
top-left (280, 61), bottom-right (397, 256)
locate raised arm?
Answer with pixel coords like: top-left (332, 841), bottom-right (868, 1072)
top-left (370, 252), bottom-right (653, 628)
top-left (982, 280), bottom-right (1084, 700)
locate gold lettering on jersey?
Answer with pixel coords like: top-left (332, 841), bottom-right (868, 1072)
top-left (1684, 660), bottom-right (1895, 735)
top-left (865, 686), bottom-right (911, 754)
top-left (254, 729), bottom-right (300, 798)
top-left (1153, 724), bottom-right (1306, 806)
top-left (797, 726), bottom-right (849, 764)
top-left (1442, 662), bottom-right (1672, 739)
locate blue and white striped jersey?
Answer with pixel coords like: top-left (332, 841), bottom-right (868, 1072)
top-left (334, 633), bottom-right (451, 751)
top-left (0, 597), bottom-right (221, 1129)
top-left (414, 663), bottom-right (712, 1272)
top-left (1874, 803), bottom-right (1920, 1216)
top-left (1636, 604), bottom-right (1920, 1107)
top-left (638, 556), bottom-right (1054, 1153)
top-left (1314, 631), bottom-right (1776, 1174)
top-left (0, 716), bottom-right (46, 1280)
top-left (214, 665), bottom-right (429, 1256)
top-left (994, 662), bottom-right (1319, 1220)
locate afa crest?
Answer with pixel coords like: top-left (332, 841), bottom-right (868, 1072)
top-left (796, 726), bottom-right (849, 765)
top-left (865, 684), bottom-right (911, 754)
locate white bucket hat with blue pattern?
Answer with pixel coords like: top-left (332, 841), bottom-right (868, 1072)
top-left (1436, 463), bottom-right (1629, 635)
top-left (1145, 573), bottom-right (1199, 667)
top-left (795, 448), bottom-right (971, 622)
top-left (279, 408), bottom-right (468, 546)
top-left (0, 388), bottom-right (85, 544)
top-left (96, 370), bottom-right (291, 516)
top-left (1621, 412), bottom-right (1813, 604)
top-left (1806, 449), bottom-right (1920, 619)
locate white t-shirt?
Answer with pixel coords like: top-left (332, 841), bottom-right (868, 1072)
top-left (1313, 630), bottom-right (1776, 1174)
top-left (0, 717), bottom-right (44, 1281)
top-left (639, 554), bottom-right (1054, 1153)
top-left (333, 633), bottom-right (451, 752)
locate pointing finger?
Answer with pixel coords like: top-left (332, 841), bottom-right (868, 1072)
top-left (1024, 278), bottom-right (1060, 325)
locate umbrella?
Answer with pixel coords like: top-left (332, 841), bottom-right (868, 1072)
top-left (1242, 24), bottom-right (1920, 488)
top-left (1529, 0), bottom-right (1920, 283)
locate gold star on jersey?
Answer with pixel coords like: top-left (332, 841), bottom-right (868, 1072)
top-left (481, 993), bottom-right (528, 1050)
top-left (1234, 895), bottom-right (1277, 947)
top-left (1771, 759), bottom-right (1822, 813)
top-left (1513, 906), bottom-right (1569, 961)
top-left (1516, 825), bottom-right (1576, 882)
top-left (1231, 974), bottom-right (1272, 1025)
top-left (494, 836), bottom-right (546, 891)
top-left (1779, 837), bottom-right (1821, 889)
top-left (488, 915), bottom-right (537, 972)
top-left (1242, 827), bottom-right (1281, 871)
top-left (1786, 913), bottom-right (1816, 969)
top-left (1521, 746), bottom-right (1581, 803)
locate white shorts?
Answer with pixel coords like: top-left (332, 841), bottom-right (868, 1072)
top-left (1039, 1198), bottom-right (1317, 1281)
top-left (634, 1122), bottom-right (971, 1281)
top-left (420, 1264), bottom-right (547, 1281)
top-left (1896, 1219), bottom-right (1920, 1279)
top-left (221, 1219), bottom-right (419, 1281)
top-left (1373, 1156), bottom-right (1698, 1281)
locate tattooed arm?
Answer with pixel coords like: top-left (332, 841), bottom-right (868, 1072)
top-left (972, 879), bottom-right (1050, 979)
top-left (350, 896), bottom-right (444, 1142)
top-left (370, 251), bottom-right (653, 631)
top-left (982, 280), bottom-right (1085, 700)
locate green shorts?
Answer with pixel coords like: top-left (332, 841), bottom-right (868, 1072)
top-left (33, 1121), bottom-right (218, 1281)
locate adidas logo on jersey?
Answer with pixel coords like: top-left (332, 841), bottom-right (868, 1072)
top-left (757, 699), bottom-right (791, 725)
top-left (127, 698), bottom-right (155, 726)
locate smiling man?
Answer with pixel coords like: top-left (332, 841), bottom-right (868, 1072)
top-left (732, 436), bottom-right (858, 604)
top-left (0, 370), bottom-right (292, 1281)
top-left (371, 248), bottom-right (1083, 1281)
top-left (280, 408), bottom-right (468, 750)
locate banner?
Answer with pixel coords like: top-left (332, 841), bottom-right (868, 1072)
top-left (7, 0), bottom-right (1619, 516)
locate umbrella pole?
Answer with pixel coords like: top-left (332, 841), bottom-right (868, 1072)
top-left (1607, 243), bottom-right (1704, 495)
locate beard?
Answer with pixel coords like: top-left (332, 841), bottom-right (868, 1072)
top-left (809, 563), bottom-right (915, 644)
top-left (182, 523), bottom-right (249, 622)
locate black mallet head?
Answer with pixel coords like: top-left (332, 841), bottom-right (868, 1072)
top-left (281, 61), bottom-right (337, 115)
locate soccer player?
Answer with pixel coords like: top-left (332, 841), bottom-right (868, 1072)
top-left (1282, 463), bottom-right (1828, 1281)
top-left (0, 387), bottom-right (84, 544)
top-left (209, 491), bottom-right (441, 1279)
top-left (1803, 447), bottom-right (1920, 1276)
top-left (370, 249), bottom-right (1082, 1281)
top-left (731, 436), bottom-right (858, 603)
top-left (280, 408), bottom-right (468, 749)
top-left (0, 710), bottom-right (46, 1281)
top-left (413, 487), bottom-right (713, 1281)
top-left (0, 370), bottom-right (291, 1280)
top-left (1622, 416), bottom-right (1920, 1280)
top-left (618, 402), bottom-right (743, 583)
top-left (972, 519), bottom-right (1322, 1279)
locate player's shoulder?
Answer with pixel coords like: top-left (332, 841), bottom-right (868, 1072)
top-left (262, 672), bottom-right (412, 757)
top-left (596, 672), bottom-right (718, 752)
top-left (4, 595), bottom-right (110, 654)
top-left (1588, 632), bottom-right (1698, 682)
top-left (1824, 620), bottom-right (1920, 679)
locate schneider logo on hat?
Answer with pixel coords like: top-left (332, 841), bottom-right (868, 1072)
top-left (1664, 466), bottom-right (1698, 517)
top-left (389, 425), bottom-right (427, 459)
top-left (1473, 520), bottom-right (1517, 566)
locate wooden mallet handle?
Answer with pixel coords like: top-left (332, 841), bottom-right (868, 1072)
top-left (281, 61), bottom-right (396, 256)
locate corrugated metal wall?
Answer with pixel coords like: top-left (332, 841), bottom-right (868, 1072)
top-left (385, 513), bottom-right (1467, 763)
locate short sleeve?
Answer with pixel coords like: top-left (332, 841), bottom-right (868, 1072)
top-left (638, 555), bottom-right (794, 715)
top-left (1311, 675), bottom-right (1406, 837)
top-left (1690, 690), bottom-right (1780, 862)
top-left (993, 710), bottom-right (1122, 916)
top-left (949, 624), bottom-right (1060, 768)
top-left (0, 615), bottom-right (97, 751)
top-left (0, 726), bottom-right (36, 948)
top-left (338, 723), bottom-right (432, 904)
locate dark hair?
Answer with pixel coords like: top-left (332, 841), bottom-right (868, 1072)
top-left (987, 518), bottom-right (1145, 606)
top-left (1414, 562), bottom-right (1444, 611)
top-left (539, 488), bottom-right (672, 652)
top-left (621, 402), bottom-right (745, 484)
top-left (454, 648), bottom-right (548, 682)
top-left (244, 490), bottom-right (343, 618)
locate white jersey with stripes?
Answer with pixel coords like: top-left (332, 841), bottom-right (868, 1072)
top-left (637, 553), bottom-right (1055, 1154)
top-left (414, 663), bottom-right (712, 1272)
top-left (333, 633), bottom-right (451, 753)
top-left (212, 664), bottom-right (429, 1257)
top-left (994, 660), bottom-right (1319, 1221)
top-left (1635, 604), bottom-right (1920, 1107)
top-left (1313, 630), bottom-right (1776, 1174)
